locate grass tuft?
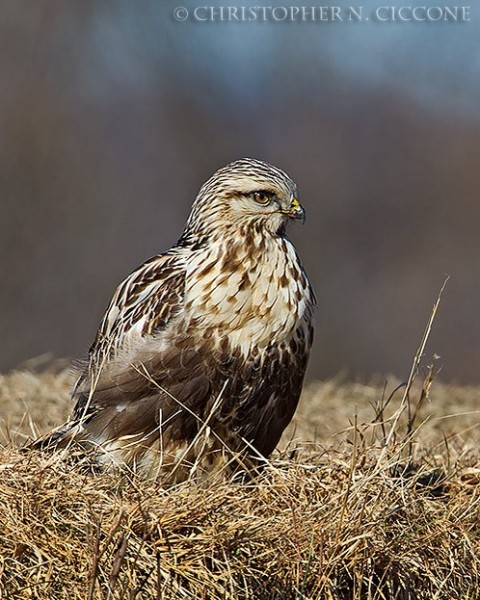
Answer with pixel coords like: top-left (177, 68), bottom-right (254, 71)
top-left (1, 361), bottom-right (480, 598)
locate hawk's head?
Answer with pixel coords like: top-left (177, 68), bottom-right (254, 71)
top-left (184, 158), bottom-right (305, 239)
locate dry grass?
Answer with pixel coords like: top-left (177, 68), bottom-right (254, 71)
top-left (2, 359), bottom-right (480, 599)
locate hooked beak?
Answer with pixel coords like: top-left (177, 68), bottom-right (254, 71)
top-left (283, 197), bottom-right (306, 224)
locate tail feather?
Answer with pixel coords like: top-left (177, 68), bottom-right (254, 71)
top-left (29, 422), bottom-right (84, 451)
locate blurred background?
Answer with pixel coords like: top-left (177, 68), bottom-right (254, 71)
top-left (1, 1), bottom-right (479, 383)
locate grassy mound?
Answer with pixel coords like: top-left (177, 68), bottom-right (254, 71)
top-left (1, 365), bottom-right (480, 599)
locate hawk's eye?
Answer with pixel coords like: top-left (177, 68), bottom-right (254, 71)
top-left (252, 190), bottom-right (273, 205)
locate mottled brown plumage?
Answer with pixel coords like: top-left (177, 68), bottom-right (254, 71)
top-left (34, 158), bottom-right (316, 481)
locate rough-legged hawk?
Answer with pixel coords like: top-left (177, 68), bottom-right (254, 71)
top-left (34, 158), bottom-right (316, 481)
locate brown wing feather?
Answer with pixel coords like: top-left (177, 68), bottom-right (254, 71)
top-left (33, 251), bottom-right (200, 451)
top-left (87, 252), bottom-right (185, 370)
top-left (74, 344), bottom-right (210, 443)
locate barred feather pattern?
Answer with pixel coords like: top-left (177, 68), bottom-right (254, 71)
top-left (35, 158), bottom-right (316, 481)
